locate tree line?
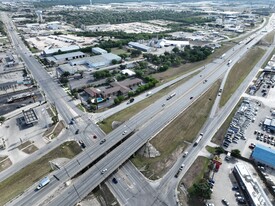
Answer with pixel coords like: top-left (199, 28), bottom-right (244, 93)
top-left (53, 10), bottom-right (213, 28)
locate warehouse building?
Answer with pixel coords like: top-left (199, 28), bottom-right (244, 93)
top-left (263, 117), bottom-right (275, 132)
top-left (46, 51), bottom-right (86, 64)
top-left (233, 163), bottom-right (272, 206)
top-left (251, 144), bottom-right (275, 169)
top-left (128, 42), bottom-right (152, 52)
top-left (42, 45), bottom-right (80, 56)
top-left (70, 53), bottom-right (121, 69)
top-left (56, 64), bottom-right (85, 78)
top-left (92, 47), bottom-right (108, 55)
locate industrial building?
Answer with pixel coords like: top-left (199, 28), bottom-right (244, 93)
top-left (155, 39), bottom-right (189, 48)
top-left (251, 144), bottom-right (275, 169)
top-left (22, 108), bottom-right (38, 125)
top-left (92, 47), bottom-right (108, 55)
top-left (46, 51), bottom-right (86, 64)
top-left (233, 163), bottom-right (272, 206)
top-left (69, 53), bottom-right (121, 69)
top-left (85, 78), bottom-right (142, 98)
top-left (263, 117), bottom-right (275, 132)
top-left (42, 45), bottom-right (80, 56)
top-left (56, 64), bottom-right (85, 78)
top-left (128, 42), bottom-right (152, 52)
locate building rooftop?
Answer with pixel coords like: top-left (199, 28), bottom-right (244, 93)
top-left (128, 41), bottom-right (151, 51)
top-left (52, 51), bottom-right (85, 60)
top-left (252, 144), bottom-right (275, 168)
top-left (22, 108), bottom-right (38, 125)
top-left (92, 47), bottom-right (107, 54)
top-left (234, 163), bottom-right (272, 206)
top-left (43, 45), bottom-right (80, 55)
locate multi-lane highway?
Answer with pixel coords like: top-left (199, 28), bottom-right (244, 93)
top-left (4, 10), bottom-right (275, 206)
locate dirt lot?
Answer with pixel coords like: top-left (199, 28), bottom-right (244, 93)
top-left (0, 157), bottom-right (12, 172)
top-left (131, 81), bottom-right (220, 179)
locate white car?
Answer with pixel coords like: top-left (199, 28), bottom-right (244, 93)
top-left (182, 152), bottom-right (188, 157)
top-left (122, 131), bottom-right (127, 135)
top-left (101, 168), bottom-right (107, 174)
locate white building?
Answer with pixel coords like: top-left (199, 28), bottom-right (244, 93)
top-left (156, 39), bottom-right (189, 48)
top-left (70, 53), bottom-right (121, 69)
top-left (42, 45), bottom-right (80, 56)
top-left (92, 47), bottom-right (108, 55)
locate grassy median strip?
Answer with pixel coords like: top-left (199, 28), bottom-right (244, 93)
top-left (98, 71), bottom-right (199, 133)
top-left (220, 46), bottom-right (266, 107)
top-left (131, 80), bottom-right (220, 179)
top-left (0, 141), bottom-right (82, 206)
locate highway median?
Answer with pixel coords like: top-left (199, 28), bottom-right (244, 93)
top-left (131, 80), bottom-right (220, 180)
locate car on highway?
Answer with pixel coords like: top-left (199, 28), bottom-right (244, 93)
top-left (162, 103), bottom-right (165, 107)
top-left (122, 131), bottom-right (127, 135)
top-left (180, 164), bottom-right (185, 169)
top-left (182, 151), bottom-right (188, 157)
top-left (190, 97), bottom-right (193, 100)
top-left (101, 168), bottom-right (107, 174)
top-left (100, 139), bottom-right (106, 145)
top-left (221, 199), bottom-right (229, 206)
top-left (93, 135), bottom-right (97, 139)
top-left (75, 129), bottom-right (79, 134)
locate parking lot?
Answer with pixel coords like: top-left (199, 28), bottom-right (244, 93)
top-left (208, 154), bottom-right (274, 206)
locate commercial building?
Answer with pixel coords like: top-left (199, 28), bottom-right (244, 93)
top-left (42, 45), bottom-right (80, 56)
top-left (46, 51), bottom-right (86, 64)
top-left (263, 117), bottom-right (275, 132)
top-left (69, 53), bottom-right (121, 69)
top-left (155, 39), bottom-right (189, 48)
top-left (128, 42), bottom-right (152, 52)
top-left (92, 47), bottom-right (108, 55)
top-left (233, 163), bottom-right (272, 206)
top-left (22, 108), bottom-right (38, 125)
top-left (251, 144), bottom-right (275, 169)
top-left (56, 64), bottom-right (85, 78)
top-left (85, 78), bottom-right (142, 98)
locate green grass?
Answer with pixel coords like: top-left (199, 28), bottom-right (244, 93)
top-left (0, 141), bottom-right (82, 205)
top-left (98, 71), bottom-right (200, 133)
top-left (77, 103), bottom-right (86, 112)
top-left (205, 146), bottom-right (216, 154)
top-left (212, 98), bottom-right (242, 145)
top-left (262, 30), bottom-right (275, 44)
top-left (111, 47), bottom-right (129, 55)
top-left (220, 46), bottom-right (266, 107)
top-left (131, 80), bottom-right (220, 179)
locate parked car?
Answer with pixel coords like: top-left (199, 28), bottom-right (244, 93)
top-left (232, 185), bottom-right (239, 190)
top-left (222, 199), bottom-right (229, 206)
top-left (112, 177), bottom-right (118, 184)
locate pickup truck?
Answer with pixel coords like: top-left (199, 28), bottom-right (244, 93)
top-left (36, 177), bottom-right (50, 190)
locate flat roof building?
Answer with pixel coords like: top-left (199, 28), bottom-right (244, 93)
top-left (42, 45), bottom-right (80, 56)
top-left (251, 144), bottom-right (275, 169)
top-left (92, 47), bottom-right (108, 55)
top-left (46, 51), bottom-right (85, 64)
top-left (22, 108), bottom-right (38, 125)
top-left (128, 42), bottom-right (152, 52)
top-left (70, 53), bottom-right (121, 69)
top-left (233, 163), bottom-right (272, 206)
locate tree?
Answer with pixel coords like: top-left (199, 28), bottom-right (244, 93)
top-left (190, 180), bottom-right (212, 200)
top-left (0, 116), bottom-right (5, 123)
top-left (61, 71), bottom-right (70, 77)
top-left (130, 49), bottom-right (142, 58)
top-left (172, 46), bottom-right (180, 53)
top-left (231, 149), bottom-right (241, 158)
top-left (111, 59), bottom-right (118, 65)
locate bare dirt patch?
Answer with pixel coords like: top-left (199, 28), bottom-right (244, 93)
top-left (0, 157), bottom-right (12, 172)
